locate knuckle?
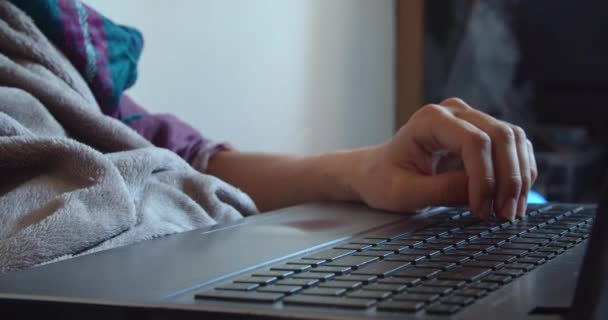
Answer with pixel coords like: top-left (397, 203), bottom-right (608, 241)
top-left (530, 167), bottom-right (539, 183)
top-left (521, 174), bottom-right (531, 192)
top-left (420, 104), bottom-right (445, 117)
top-left (492, 125), bottom-right (515, 143)
top-left (469, 131), bottom-right (492, 150)
top-left (502, 175), bottom-right (523, 197)
top-left (511, 125), bottom-right (527, 141)
top-left (480, 176), bottom-right (497, 197)
top-left (442, 97), bottom-right (469, 108)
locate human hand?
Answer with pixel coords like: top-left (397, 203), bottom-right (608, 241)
top-left (351, 98), bottom-right (537, 221)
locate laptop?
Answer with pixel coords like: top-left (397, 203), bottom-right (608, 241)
top-left (0, 179), bottom-right (605, 320)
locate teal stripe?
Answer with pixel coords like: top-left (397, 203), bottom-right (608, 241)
top-left (10, 0), bottom-right (64, 45)
top-left (74, 0), bottom-right (97, 82)
top-left (120, 114), bottom-right (144, 123)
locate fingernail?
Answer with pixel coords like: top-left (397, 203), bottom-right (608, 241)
top-left (517, 195), bottom-right (528, 218)
top-left (502, 198), bottom-right (517, 222)
top-left (481, 199), bottom-right (493, 219)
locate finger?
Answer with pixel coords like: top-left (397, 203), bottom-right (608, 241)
top-left (509, 124), bottom-right (531, 218)
top-left (410, 104), bottom-right (495, 219)
top-left (440, 97), bottom-right (472, 112)
top-left (527, 140), bottom-right (538, 185)
top-left (448, 108), bottom-right (522, 221)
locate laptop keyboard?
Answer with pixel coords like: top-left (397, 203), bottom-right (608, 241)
top-left (194, 204), bottom-right (595, 316)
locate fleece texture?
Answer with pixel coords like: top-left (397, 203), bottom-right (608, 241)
top-left (0, 1), bottom-right (257, 274)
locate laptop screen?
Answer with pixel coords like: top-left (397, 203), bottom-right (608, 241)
top-left (569, 176), bottom-right (608, 320)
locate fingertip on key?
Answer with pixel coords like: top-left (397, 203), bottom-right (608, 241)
top-left (501, 198), bottom-right (517, 222)
top-left (517, 195), bottom-right (528, 218)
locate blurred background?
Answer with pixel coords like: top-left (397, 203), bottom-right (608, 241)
top-left (87, 0), bottom-right (607, 203)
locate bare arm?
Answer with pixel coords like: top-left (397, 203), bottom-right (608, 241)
top-left (208, 98), bottom-right (538, 221)
top-left (207, 149), bottom-right (365, 212)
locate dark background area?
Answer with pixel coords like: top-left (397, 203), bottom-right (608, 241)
top-left (425, 0), bottom-right (608, 202)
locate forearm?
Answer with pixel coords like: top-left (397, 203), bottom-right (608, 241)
top-left (206, 150), bottom-right (364, 212)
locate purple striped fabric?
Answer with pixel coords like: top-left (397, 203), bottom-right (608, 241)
top-left (12, 0), bottom-right (229, 171)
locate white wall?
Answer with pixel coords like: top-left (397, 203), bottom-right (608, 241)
top-left (86, 0), bottom-right (395, 154)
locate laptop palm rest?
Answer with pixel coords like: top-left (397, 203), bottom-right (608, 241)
top-left (0, 203), bottom-right (424, 303)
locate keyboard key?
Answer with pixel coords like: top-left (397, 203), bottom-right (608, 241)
top-left (517, 256), bottom-right (546, 265)
top-left (392, 292), bottom-right (440, 304)
top-left (234, 276), bottom-right (277, 285)
top-left (459, 243), bottom-right (495, 252)
top-left (505, 263), bottom-right (535, 271)
top-left (537, 229), bottom-right (568, 236)
top-left (354, 250), bottom-right (395, 258)
top-left (400, 248), bottom-right (441, 257)
top-left (377, 300), bottom-right (424, 312)
top-left (447, 250), bottom-right (484, 258)
top-left (441, 295), bottom-right (475, 306)
top-left (426, 303), bottom-right (461, 315)
top-left (394, 267), bottom-right (441, 280)
top-left (408, 285), bottom-right (453, 296)
top-left (482, 274), bottom-right (513, 285)
top-left (326, 256), bottom-right (379, 269)
top-left (301, 287), bottom-right (347, 297)
top-left (352, 261), bottom-right (411, 277)
top-left (318, 280), bottom-right (362, 290)
top-left (438, 267), bottom-right (491, 282)
top-left (334, 243), bottom-right (372, 251)
top-left (431, 255), bottom-right (471, 264)
top-left (251, 270), bottom-right (294, 278)
top-left (424, 279), bottom-right (467, 289)
top-left (283, 295), bottom-right (376, 309)
top-left (369, 244), bottom-right (409, 252)
top-left (476, 254), bottom-right (517, 264)
top-left (215, 283), bottom-right (260, 291)
top-left (333, 274), bottom-right (378, 284)
top-left (286, 259), bottom-right (325, 267)
top-left (310, 266), bottom-right (351, 275)
top-left (537, 246), bottom-right (564, 255)
top-left (302, 249), bottom-right (356, 261)
top-left (389, 239), bottom-right (424, 247)
top-left (270, 264), bottom-right (311, 273)
top-left (501, 243), bottom-right (539, 251)
top-left (377, 277), bottom-right (421, 287)
top-left (292, 272), bottom-right (335, 281)
top-left (405, 234), bottom-right (438, 242)
top-left (469, 281), bottom-right (499, 291)
top-left (557, 236), bottom-right (583, 244)
top-left (385, 254), bottom-right (426, 263)
top-left (414, 261), bottom-right (457, 271)
top-left (463, 260), bottom-right (504, 270)
top-left (490, 249), bottom-right (529, 257)
top-left (364, 282), bottom-right (408, 293)
top-left (274, 278), bottom-right (319, 287)
top-left (522, 233), bottom-right (559, 241)
top-left (527, 251), bottom-right (556, 260)
top-left (455, 288), bottom-right (487, 298)
top-left (195, 290), bottom-right (283, 303)
top-left (346, 290), bottom-right (392, 300)
top-left (495, 269), bottom-right (524, 278)
top-left (420, 243), bottom-right (454, 251)
top-left (258, 285), bottom-right (302, 295)
top-left (512, 238), bottom-right (549, 246)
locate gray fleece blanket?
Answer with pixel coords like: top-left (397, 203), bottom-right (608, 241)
top-left (0, 2), bottom-right (257, 273)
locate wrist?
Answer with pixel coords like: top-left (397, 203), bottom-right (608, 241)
top-left (318, 146), bottom-right (381, 204)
